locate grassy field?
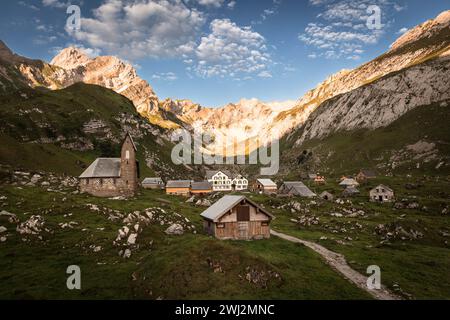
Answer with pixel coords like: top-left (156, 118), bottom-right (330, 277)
top-left (0, 171), bottom-right (448, 300)
top-left (249, 176), bottom-right (450, 300)
top-left (0, 182), bottom-right (373, 300)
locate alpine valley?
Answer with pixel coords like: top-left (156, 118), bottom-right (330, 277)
top-left (0, 9), bottom-right (449, 301)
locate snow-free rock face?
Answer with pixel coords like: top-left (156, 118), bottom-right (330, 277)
top-left (1, 10), bottom-right (449, 156)
top-left (295, 55), bottom-right (450, 144)
top-left (50, 47), bottom-right (159, 116)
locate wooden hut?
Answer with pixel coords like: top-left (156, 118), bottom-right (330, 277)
top-left (190, 181), bottom-right (213, 196)
top-left (252, 179), bottom-right (277, 194)
top-left (320, 191), bottom-right (334, 201)
top-left (142, 177), bottom-right (164, 190)
top-left (201, 195), bottom-right (275, 240)
top-left (356, 169), bottom-right (377, 182)
top-left (370, 185), bottom-right (394, 202)
top-left (166, 180), bottom-right (192, 196)
top-left (278, 181), bottom-right (316, 198)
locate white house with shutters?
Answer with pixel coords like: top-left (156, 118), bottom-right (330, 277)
top-left (206, 170), bottom-right (248, 192)
top-left (232, 174), bottom-right (249, 191)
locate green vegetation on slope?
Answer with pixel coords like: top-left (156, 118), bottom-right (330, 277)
top-left (0, 83), bottom-right (191, 179)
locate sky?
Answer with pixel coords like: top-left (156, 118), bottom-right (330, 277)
top-left (0, 0), bottom-right (448, 107)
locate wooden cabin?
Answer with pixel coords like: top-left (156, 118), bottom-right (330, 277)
top-left (339, 178), bottom-right (360, 188)
top-left (314, 175), bottom-right (326, 185)
top-left (252, 179), bottom-right (277, 194)
top-left (278, 181), bottom-right (316, 198)
top-left (166, 180), bottom-right (192, 196)
top-left (320, 191), bottom-right (334, 201)
top-left (342, 186), bottom-right (360, 197)
top-left (190, 181), bottom-right (213, 196)
top-left (142, 177), bottom-right (164, 190)
top-left (201, 195), bottom-right (275, 240)
top-left (370, 185), bottom-right (394, 203)
top-left (356, 169), bottom-right (377, 182)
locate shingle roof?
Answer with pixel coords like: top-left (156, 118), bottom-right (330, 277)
top-left (339, 178), bottom-right (359, 187)
top-left (205, 170), bottom-right (232, 179)
top-left (360, 169), bottom-right (376, 177)
top-left (343, 186), bottom-right (360, 194)
top-left (166, 180), bottom-right (192, 188)
top-left (257, 179), bottom-right (277, 187)
top-left (200, 195), bottom-right (274, 222)
top-left (124, 133), bottom-right (137, 151)
top-left (79, 158), bottom-right (121, 178)
top-left (282, 181), bottom-right (316, 197)
top-left (191, 181), bottom-right (212, 190)
top-left (372, 184), bottom-right (393, 192)
top-left (142, 177), bottom-right (163, 184)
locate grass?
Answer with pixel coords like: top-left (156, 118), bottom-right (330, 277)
top-left (247, 175), bottom-right (450, 300)
top-left (0, 185), bottom-right (372, 300)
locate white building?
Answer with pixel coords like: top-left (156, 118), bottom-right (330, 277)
top-left (232, 174), bottom-right (249, 191)
top-left (206, 170), bottom-right (248, 192)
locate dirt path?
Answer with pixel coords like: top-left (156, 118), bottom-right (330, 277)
top-left (271, 230), bottom-right (402, 300)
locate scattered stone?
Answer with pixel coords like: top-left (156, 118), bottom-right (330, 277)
top-left (165, 223), bottom-right (184, 235)
top-left (0, 226), bottom-right (7, 233)
top-left (127, 233), bottom-right (137, 245)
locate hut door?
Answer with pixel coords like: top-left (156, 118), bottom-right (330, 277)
top-left (237, 206), bottom-right (250, 239)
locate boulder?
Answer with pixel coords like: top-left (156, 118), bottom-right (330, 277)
top-left (165, 223), bottom-right (184, 235)
top-left (0, 226), bottom-right (7, 233)
top-left (127, 233), bottom-right (137, 245)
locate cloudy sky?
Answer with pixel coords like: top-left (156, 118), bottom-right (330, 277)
top-left (1, 0), bottom-right (448, 107)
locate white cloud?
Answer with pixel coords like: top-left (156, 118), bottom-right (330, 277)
top-left (299, 0), bottom-right (404, 60)
top-left (227, 1), bottom-right (236, 9)
top-left (42, 0), bottom-right (71, 8)
top-left (193, 19), bottom-right (271, 79)
top-left (194, 0), bottom-right (225, 8)
top-left (397, 27), bottom-right (408, 34)
top-left (152, 72), bottom-right (178, 81)
top-left (68, 0), bottom-right (205, 60)
top-left (258, 71), bottom-right (272, 78)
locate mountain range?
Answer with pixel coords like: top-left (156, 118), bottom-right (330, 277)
top-left (0, 10), bottom-right (449, 176)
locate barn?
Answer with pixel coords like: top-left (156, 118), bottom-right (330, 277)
top-left (190, 181), bottom-right (213, 195)
top-left (252, 179), bottom-right (278, 194)
top-left (201, 195), bottom-right (275, 240)
top-left (142, 177), bottom-right (164, 189)
top-left (166, 180), bottom-right (192, 196)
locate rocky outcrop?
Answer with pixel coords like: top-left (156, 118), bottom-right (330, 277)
top-left (296, 55), bottom-right (450, 144)
top-left (50, 48), bottom-right (159, 116)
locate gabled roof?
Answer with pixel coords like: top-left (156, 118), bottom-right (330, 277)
top-left (320, 191), bottom-right (334, 198)
top-left (79, 158), bottom-right (121, 178)
top-left (339, 178), bottom-right (359, 186)
top-left (372, 184), bottom-right (393, 192)
top-left (142, 177), bottom-right (164, 184)
top-left (166, 180), bottom-right (192, 188)
top-left (124, 132), bottom-right (137, 151)
top-left (205, 170), bottom-right (232, 179)
top-left (282, 181), bottom-right (316, 197)
top-left (191, 181), bottom-right (212, 190)
top-left (343, 186), bottom-right (360, 194)
top-left (359, 169), bottom-right (376, 177)
top-left (257, 179), bottom-right (277, 187)
top-left (200, 195), bottom-right (274, 222)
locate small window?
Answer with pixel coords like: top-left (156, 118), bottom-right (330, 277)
top-left (261, 222), bottom-right (269, 227)
top-left (216, 223), bottom-right (225, 229)
top-left (126, 150), bottom-right (130, 160)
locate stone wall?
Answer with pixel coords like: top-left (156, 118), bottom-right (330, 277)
top-left (80, 178), bottom-right (136, 197)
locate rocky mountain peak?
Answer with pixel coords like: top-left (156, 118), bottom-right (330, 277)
top-left (51, 47), bottom-right (92, 70)
top-left (0, 40), bottom-right (14, 60)
top-left (390, 10), bottom-right (450, 52)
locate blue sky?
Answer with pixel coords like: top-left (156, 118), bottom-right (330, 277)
top-left (0, 0), bottom-right (448, 107)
